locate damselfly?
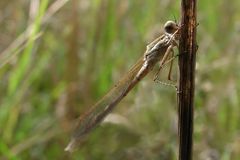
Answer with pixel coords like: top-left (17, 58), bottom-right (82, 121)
top-left (65, 21), bottom-right (181, 152)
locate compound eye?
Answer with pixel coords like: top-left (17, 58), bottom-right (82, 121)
top-left (164, 21), bottom-right (178, 34)
top-left (165, 25), bottom-right (174, 33)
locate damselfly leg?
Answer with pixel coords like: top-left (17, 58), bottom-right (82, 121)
top-left (153, 48), bottom-right (179, 91)
top-left (168, 50), bottom-right (175, 81)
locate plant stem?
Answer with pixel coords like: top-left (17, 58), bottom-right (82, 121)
top-left (178, 0), bottom-right (197, 159)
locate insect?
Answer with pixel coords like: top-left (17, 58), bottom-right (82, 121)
top-left (65, 21), bottom-right (181, 152)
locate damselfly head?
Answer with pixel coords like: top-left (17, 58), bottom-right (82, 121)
top-left (164, 21), bottom-right (179, 34)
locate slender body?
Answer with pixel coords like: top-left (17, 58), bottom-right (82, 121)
top-left (65, 21), bottom-right (180, 152)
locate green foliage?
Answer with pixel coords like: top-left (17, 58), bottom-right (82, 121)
top-left (0, 0), bottom-right (240, 159)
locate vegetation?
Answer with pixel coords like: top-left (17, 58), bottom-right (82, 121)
top-left (0, 0), bottom-right (240, 159)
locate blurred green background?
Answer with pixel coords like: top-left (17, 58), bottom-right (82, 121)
top-left (0, 0), bottom-right (240, 159)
